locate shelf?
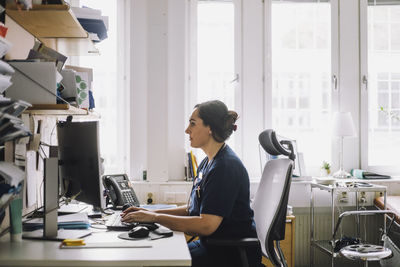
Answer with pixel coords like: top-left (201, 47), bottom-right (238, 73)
top-left (311, 182), bottom-right (387, 193)
top-left (24, 105), bottom-right (100, 118)
top-left (6, 4), bottom-right (88, 38)
top-left (5, 4), bottom-right (99, 56)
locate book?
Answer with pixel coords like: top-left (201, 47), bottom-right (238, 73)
top-left (29, 41), bottom-right (67, 72)
top-left (190, 151), bottom-right (197, 178)
top-left (350, 169), bottom-right (391, 179)
top-left (187, 152), bottom-right (193, 180)
top-left (23, 212), bottom-right (90, 231)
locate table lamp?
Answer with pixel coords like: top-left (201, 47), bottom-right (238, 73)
top-left (332, 112), bottom-right (357, 178)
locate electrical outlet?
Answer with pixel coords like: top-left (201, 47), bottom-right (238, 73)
top-left (339, 192), bottom-right (348, 203)
top-left (358, 191), bottom-right (367, 204)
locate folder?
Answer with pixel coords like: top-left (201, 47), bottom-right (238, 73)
top-left (23, 213), bottom-right (91, 231)
top-left (5, 61), bottom-right (58, 105)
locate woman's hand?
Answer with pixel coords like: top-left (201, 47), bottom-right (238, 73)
top-left (121, 210), bottom-right (157, 223)
top-left (121, 206), bottom-right (148, 214)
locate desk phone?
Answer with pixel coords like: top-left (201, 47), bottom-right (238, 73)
top-left (102, 174), bottom-right (140, 209)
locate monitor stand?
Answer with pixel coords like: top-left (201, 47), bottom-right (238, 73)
top-left (23, 157), bottom-right (62, 240)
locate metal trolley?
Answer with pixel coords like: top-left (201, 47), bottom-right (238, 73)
top-left (310, 181), bottom-right (391, 267)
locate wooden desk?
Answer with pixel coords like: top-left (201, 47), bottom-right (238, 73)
top-left (263, 215), bottom-right (295, 267)
top-left (0, 230), bottom-right (191, 266)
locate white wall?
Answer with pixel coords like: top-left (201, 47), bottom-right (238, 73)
top-left (240, 0), bottom-right (264, 179)
top-left (337, 0), bottom-right (360, 173)
top-left (130, 0), bottom-right (187, 181)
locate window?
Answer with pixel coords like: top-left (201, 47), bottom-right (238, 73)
top-left (74, 0), bottom-right (128, 174)
top-left (269, 0), bottom-right (332, 175)
top-left (189, 0), bottom-right (239, 158)
top-left (197, 1), bottom-right (235, 110)
top-left (363, 0), bottom-right (400, 171)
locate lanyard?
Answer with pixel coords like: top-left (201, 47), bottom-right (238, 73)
top-left (187, 143), bottom-right (226, 213)
top-left (193, 143), bottom-right (226, 199)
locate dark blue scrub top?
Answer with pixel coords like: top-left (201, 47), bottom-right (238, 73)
top-left (188, 144), bottom-right (257, 240)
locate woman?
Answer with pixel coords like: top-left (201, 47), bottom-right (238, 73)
top-left (121, 100), bottom-right (262, 267)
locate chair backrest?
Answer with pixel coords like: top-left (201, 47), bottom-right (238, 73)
top-left (253, 129), bottom-right (294, 265)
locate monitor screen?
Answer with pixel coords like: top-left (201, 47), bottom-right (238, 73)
top-left (259, 136), bottom-right (303, 177)
top-left (57, 119), bottom-right (105, 210)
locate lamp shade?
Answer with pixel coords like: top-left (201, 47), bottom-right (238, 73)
top-left (332, 112), bottom-right (357, 137)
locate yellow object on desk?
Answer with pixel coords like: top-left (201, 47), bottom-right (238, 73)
top-left (61, 239), bottom-right (86, 247)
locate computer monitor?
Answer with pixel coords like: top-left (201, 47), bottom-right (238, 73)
top-left (259, 136), bottom-right (303, 177)
top-left (57, 119), bottom-right (105, 210)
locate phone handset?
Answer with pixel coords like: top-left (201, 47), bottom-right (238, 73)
top-left (102, 174), bottom-right (140, 209)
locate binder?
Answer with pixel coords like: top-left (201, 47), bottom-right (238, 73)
top-left (190, 151), bottom-right (197, 178)
top-left (5, 61), bottom-right (58, 105)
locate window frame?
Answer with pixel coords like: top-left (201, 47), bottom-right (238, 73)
top-left (187, 0), bottom-right (243, 158)
top-left (263, 0), bottom-right (341, 176)
top-left (360, 0), bottom-right (400, 175)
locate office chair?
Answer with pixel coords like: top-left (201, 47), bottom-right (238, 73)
top-left (207, 129), bottom-right (295, 267)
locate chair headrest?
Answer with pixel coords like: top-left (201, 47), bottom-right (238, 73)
top-left (258, 129), bottom-right (296, 160)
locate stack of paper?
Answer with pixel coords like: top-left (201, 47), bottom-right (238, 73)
top-left (23, 213), bottom-right (91, 231)
top-left (0, 36), bottom-right (13, 95)
top-left (0, 100), bottom-right (31, 144)
top-left (71, 6), bottom-right (108, 42)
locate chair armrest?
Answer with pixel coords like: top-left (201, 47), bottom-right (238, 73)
top-left (333, 210), bottom-right (397, 240)
top-left (206, 237), bottom-right (259, 247)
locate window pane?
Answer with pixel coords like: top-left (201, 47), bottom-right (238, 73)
top-left (271, 1), bottom-right (331, 174)
top-left (368, 3), bottom-right (400, 166)
top-left (77, 0), bottom-right (122, 173)
top-left (197, 1), bottom-right (235, 151)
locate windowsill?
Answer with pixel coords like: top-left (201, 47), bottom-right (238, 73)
top-left (132, 180), bottom-right (192, 185)
top-left (250, 176), bottom-right (400, 184)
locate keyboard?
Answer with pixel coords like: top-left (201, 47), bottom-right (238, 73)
top-left (105, 212), bottom-right (159, 231)
top-left (106, 212), bottom-right (136, 231)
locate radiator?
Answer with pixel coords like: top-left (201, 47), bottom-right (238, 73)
top-left (294, 208), bottom-right (383, 267)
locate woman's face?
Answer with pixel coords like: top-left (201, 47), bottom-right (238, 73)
top-left (185, 109), bottom-right (211, 148)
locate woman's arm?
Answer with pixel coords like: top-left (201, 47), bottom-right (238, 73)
top-left (122, 205), bottom-right (189, 216)
top-left (154, 205), bottom-right (189, 216)
top-left (121, 210), bottom-right (223, 236)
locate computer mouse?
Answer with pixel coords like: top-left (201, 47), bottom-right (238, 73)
top-left (137, 222), bottom-right (159, 231)
top-left (128, 226), bottom-right (150, 238)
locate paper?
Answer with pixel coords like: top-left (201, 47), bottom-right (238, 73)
top-left (14, 143), bottom-right (26, 170)
top-left (26, 151), bottom-right (37, 207)
top-left (0, 161), bottom-right (25, 187)
top-left (17, 114), bottom-right (31, 145)
top-left (0, 60), bottom-right (14, 75)
top-left (23, 228), bottom-right (92, 241)
top-left (59, 241), bottom-right (152, 249)
top-left (0, 74), bottom-right (12, 93)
